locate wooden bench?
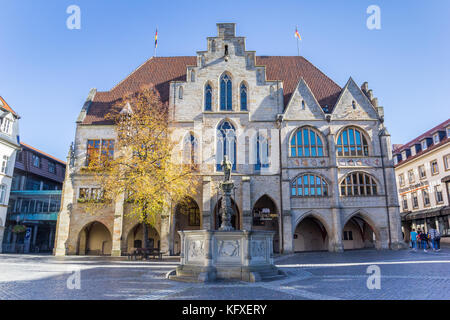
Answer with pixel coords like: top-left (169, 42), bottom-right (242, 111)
top-left (127, 248), bottom-right (163, 260)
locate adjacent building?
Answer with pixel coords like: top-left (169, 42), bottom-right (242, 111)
top-left (54, 23), bottom-right (404, 256)
top-left (2, 142), bottom-right (65, 253)
top-left (0, 96), bottom-right (21, 253)
top-left (393, 119), bottom-right (450, 243)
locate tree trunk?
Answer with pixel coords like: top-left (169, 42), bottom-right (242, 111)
top-left (142, 222), bottom-right (149, 249)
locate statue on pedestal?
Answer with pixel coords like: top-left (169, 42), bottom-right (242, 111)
top-left (219, 155), bottom-right (234, 231)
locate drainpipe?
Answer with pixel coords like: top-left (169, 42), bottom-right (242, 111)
top-left (378, 126), bottom-right (392, 248)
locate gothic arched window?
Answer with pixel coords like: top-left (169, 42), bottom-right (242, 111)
top-left (183, 133), bottom-right (198, 169)
top-left (290, 127), bottom-right (324, 157)
top-left (255, 133), bottom-right (269, 170)
top-left (291, 174), bottom-right (329, 197)
top-left (216, 121), bottom-right (236, 171)
top-left (340, 172), bottom-right (377, 196)
top-left (220, 74), bottom-right (232, 111)
top-left (205, 84), bottom-right (212, 111)
top-left (179, 86), bottom-right (183, 99)
top-left (191, 70), bottom-right (195, 82)
top-left (240, 82), bottom-right (248, 111)
top-left (337, 127), bottom-right (369, 157)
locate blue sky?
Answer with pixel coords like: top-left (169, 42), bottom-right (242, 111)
top-left (0, 0), bottom-right (449, 160)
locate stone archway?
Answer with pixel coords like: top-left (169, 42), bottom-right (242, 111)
top-left (293, 215), bottom-right (330, 252)
top-left (214, 197), bottom-right (240, 230)
top-left (126, 223), bottom-right (160, 254)
top-left (174, 198), bottom-right (201, 255)
top-left (252, 195), bottom-right (280, 253)
top-left (342, 214), bottom-right (378, 250)
top-left (77, 221), bottom-right (112, 256)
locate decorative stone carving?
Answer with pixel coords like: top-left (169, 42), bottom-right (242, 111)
top-left (218, 240), bottom-right (240, 257)
top-left (251, 240), bottom-right (266, 257)
top-left (188, 239), bottom-right (205, 258)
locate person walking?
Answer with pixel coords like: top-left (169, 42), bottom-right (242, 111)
top-left (429, 227), bottom-right (438, 251)
top-left (435, 228), bottom-right (441, 252)
top-left (417, 229), bottom-right (422, 249)
top-left (419, 230), bottom-right (429, 252)
top-left (410, 229), bottom-right (418, 251)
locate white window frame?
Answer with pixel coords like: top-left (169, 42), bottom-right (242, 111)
top-left (421, 140), bottom-right (427, 151)
top-left (0, 155), bottom-right (8, 174)
top-left (433, 134), bottom-right (440, 144)
top-left (0, 184), bottom-right (6, 204)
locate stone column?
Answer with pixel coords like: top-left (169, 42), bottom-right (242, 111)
top-left (54, 152), bottom-right (75, 256)
top-left (202, 176), bottom-right (212, 230)
top-left (111, 193), bottom-right (124, 257)
top-left (379, 130), bottom-right (406, 249)
top-left (0, 226), bottom-right (4, 253)
top-left (328, 132), bottom-right (344, 252)
top-left (169, 204), bottom-right (176, 255)
top-left (32, 225), bottom-right (39, 248)
top-left (281, 180), bottom-right (293, 253)
top-left (159, 212), bottom-right (171, 254)
top-left (242, 176), bottom-right (251, 230)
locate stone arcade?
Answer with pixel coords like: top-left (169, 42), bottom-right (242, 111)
top-left (54, 23), bottom-right (405, 258)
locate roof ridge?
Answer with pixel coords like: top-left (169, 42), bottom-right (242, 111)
top-left (20, 142), bottom-right (66, 165)
top-left (394, 118), bottom-right (450, 152)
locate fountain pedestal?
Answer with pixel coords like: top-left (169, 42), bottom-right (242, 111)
top-left (169, 230), bottom-right (284, 282)
top-left (169, 156), bottom-right (284, 282)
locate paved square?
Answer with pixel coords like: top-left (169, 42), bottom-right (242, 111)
top-left (1, 248), bottom-right (450, 300)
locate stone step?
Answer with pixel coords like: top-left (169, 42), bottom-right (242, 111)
top-left (260, 274), bottom-right (286, 282)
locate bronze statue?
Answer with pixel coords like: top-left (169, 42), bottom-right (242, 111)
top-left (222, 155), bottom-right (232, 181)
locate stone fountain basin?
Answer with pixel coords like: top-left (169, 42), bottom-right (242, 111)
top-left (169, 230), bottom-right (285, 282)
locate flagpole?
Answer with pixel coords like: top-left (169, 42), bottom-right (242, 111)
top-left (296, 25), bottom-right (300, 56)
top-left (154, 27), bottom-right (158, 57)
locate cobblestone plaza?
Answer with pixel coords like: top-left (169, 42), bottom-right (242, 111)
top-left (1, 248), bottom-right (449, 300)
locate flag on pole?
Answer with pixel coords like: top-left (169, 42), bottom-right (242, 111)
top-left (295, 27), bottom-right (301, 40)
top-left (155, 28), bottom-right (158, 48)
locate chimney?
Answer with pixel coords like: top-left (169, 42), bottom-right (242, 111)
top-left (361, 82), bottom-right (369, 93)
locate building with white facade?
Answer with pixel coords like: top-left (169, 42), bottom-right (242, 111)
top-left (54, 23), bottom-right (405, 256)
top-left (393, 119), bottom-right (450, 243)
top-left (0, 96), bottom-right (21, 252)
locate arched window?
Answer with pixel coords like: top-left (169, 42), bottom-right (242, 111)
top-left (340, 172), bottom-right (377, 196)
top-left (183, 133), bottom-right (198, 169)
top-left (255, 133), bottom-right (269, 170)
top-left (291, 174), bottom-right (328, 197)
top-left (216, 121), bottom-right (236, 171)
top-left (337, 127), bottom-right (369, 157)
top-left (220, 74), bottom-right (232, 110)
top-left (290, 127), bottom-right (324, 157)
top-left (301, 100), bottom-right (306, 110)
top-left (179, 86), bottom-right (183, 99)
top-left (204, 83), bottom-right (212, 111)
top-left (240, 82), bottom-right (248, 111)
top-left (191, 70), bottom-right (195, 82)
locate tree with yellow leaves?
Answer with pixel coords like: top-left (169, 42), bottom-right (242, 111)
top-left (87, 88), bottom-right (198, 250)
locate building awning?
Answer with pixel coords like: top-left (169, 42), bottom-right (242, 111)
top-left (442, 175), bottom-right (450, 183)
top-left (402, 206), bottom-right (450, 221)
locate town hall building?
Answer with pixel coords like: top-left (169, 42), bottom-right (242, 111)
top-left (54, 23), bottom-right (405, 256)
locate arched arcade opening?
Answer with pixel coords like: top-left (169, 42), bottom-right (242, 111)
top-left (293, 215), bottom-right (329, 252)
top-left (252, 195), bottom-right (280, 253)
top-left (77, 221), bottom-right (112, 256)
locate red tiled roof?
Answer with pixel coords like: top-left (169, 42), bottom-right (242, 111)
top-left (393, 118), bottom-right (450, 153)
top-left (394, 118), bottom-right (450, 167)
top-left (83, 56), bottom-right (342, 125)
top-left (20, 142), bottom-right (66, 165)
top-left (0, 96), bottom-right (17, 116)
